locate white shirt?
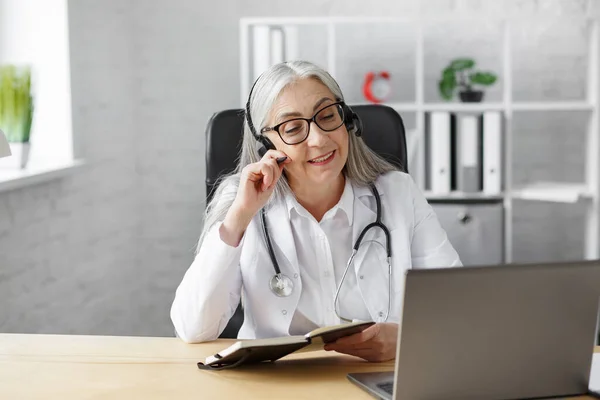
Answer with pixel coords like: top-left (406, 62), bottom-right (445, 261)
top-left (286, 177), bottom-right (372, 334)
top-left (170, 171), bottom-right (462, 343)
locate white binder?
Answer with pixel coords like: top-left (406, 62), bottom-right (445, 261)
top-left (427, 112), bottom-right (451, 194)
top-left (252, 26), bottom-right (292, 79)
top-left (456, 114), bottom-right (482, 193)
top-left (482, 111), bottom-right (502, 195)
top-left (270, 27), bottom-right (285, 65)
top-left (252, 25), bottom-right (271, 80)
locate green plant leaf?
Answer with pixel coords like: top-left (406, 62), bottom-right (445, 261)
top-left (438, 79), bottom-right (454, 101)
top-left (470, 72), bottom-right (497, 86)
top-left (442, 67), bottom-right (456, 83)
top-left (439, 67), bottom-right (456, 99)
top-left (0, 65), bottom-right (33, 142)
top-left (449, 58), bottom-right (475, 71)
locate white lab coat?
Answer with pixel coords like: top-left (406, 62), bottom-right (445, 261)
top-left (171, 171), bottom-right (462, 343)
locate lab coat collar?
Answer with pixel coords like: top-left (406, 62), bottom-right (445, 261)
top-left (351, 178), bottom-right (385, 199)
top-left (337, 177), bottom-right (355, 226)
top-left (351, 178), bottom-right (385, 223)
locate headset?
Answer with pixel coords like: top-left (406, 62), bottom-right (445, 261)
top-left (244, 73), bottom-right (364, 158)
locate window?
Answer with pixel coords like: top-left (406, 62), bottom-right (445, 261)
top-left (0, 0), bottom-right (73, 168)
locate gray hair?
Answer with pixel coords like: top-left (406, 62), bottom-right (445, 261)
top-left (197, 60), bottom-right (398, 252)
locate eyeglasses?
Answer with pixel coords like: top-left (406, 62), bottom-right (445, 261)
top-left (260, 102), bottom-right (346, 145)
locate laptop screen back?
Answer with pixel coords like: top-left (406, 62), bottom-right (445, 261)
top-left (393, 261), bottom-right (600, 400)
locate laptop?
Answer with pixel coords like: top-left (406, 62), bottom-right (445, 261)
top-left (348, 260), bottom-right (600, 400)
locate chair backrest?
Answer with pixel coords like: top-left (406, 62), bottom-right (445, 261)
top-left (205, 104), bottom-right (408, 204)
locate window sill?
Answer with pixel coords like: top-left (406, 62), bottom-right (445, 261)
top-left (0, 159), bottom-right (85, 193)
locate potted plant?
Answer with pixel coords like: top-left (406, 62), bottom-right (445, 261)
top-left (0, 65), bottom-right (34, 169)
top-left (438, 58), bottom-right (497, 103)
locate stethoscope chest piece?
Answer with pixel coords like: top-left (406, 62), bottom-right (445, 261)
top-left (269, 273), bottom-right (294, 297)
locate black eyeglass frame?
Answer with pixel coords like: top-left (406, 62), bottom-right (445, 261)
top-left (259, 101), bottom-right (348, 145)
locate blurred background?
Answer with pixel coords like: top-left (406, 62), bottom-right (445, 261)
top-left (0, 0), bottom-right (599, 337)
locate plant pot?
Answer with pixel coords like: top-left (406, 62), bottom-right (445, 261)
top-left (459, 90), bottom-right (484, 103)
top-left (0, 142), bottom-right (30, 169)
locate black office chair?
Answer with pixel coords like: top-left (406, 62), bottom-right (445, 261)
top-left (205, 104), bottom-right (408, 338)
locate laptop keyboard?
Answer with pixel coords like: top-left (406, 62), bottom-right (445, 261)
top-left (377, 381), bottom-right (394, 395)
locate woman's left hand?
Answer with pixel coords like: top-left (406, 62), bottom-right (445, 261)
top-left (323, 323), bottom-right (398, 362)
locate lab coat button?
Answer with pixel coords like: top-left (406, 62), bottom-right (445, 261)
top-left (293, 273), bottom-right (298, 279)
top-left (378, 311), bottom-right (384, 318)
top-left (282, 310), bottom-right (287, 315)
top-left (359, 275), bottom-right (364, 280)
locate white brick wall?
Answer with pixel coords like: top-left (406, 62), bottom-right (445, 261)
top-left (0, 0), bottom-right (143, 335)
top-left (0, 0), bottom-right (597, 336)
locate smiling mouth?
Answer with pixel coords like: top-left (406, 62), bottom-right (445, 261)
top-left (308, 151), bottom-right (335, 163)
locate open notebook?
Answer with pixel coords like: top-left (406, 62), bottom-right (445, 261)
top-left (197, 321), bottom-right (374, 370)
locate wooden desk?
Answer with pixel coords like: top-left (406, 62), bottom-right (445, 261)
top-left (0, 333), bottom-right (598, 399)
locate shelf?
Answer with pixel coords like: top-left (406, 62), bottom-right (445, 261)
top-left (423, 103), bottom-right (504, 112)
top-left (511, 182), bottom-right (593, 203)
top-left (384, 102), bottom-right (503, 112)
top-left (383, 103), bottom-right (505, 112)
top-left (0, 159), bottom-right (85, 193)
top-left (241, 17), bottom-right (416, 25)
top-left (424, 191), bottom-right (505, 201)
top-left (424, 184), bottom-right (596, 203)
top-left (381, 101), bottom-right (595, 113)
top-left (512, 101), bottom-right (594, 111)
top-left (381, 102), bottom-right (419, 111)
top-left (240, 16), bottom-right (595, 26)
top-left (241, 16), bottom-right (600, 261)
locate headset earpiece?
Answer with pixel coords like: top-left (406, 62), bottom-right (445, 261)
top-left (258, 145), bottom-right (267, 158)
top-left (351, 112), bottom-right (363, 137)
top-left (342, 104), bottom-right (363, 137)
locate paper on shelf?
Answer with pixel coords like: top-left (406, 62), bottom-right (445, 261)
top-left (513, 182), bottom-right (588, 203)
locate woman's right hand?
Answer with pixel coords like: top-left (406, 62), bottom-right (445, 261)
top-left (220, 150), bottom-right (291, 246)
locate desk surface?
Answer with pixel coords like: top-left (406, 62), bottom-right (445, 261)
top-left (0, 333), bottom-right (598, 400)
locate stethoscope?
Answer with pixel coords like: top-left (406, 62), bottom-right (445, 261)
top-left (261, 184), bottom-right (392, 323)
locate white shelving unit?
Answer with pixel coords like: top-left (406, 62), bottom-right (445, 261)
top-left (239, 16), bottom-right (600, 262)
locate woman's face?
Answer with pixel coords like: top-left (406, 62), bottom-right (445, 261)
top-left (263, 78), bottom-right (349, 190)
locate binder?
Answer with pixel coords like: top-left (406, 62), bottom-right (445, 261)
top-left (425, 112), bottom-right (451, 194)
top-left (270, 27), bottom-right (285, 64)
top-left (251, 26), bottom-right (289, 78)
top-left (456, 114), bottom-right (483, 193)
top-left (252, 25), bottom-right (271, 80)
top-left (482, 111), bottom-right (503, 195)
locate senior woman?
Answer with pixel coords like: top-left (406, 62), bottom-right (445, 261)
top-left (171, 60), bottom-right (461, 362)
